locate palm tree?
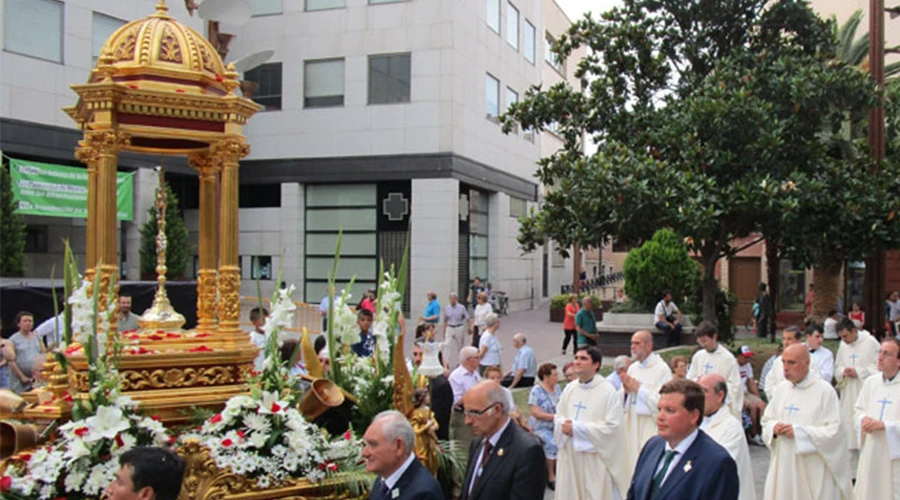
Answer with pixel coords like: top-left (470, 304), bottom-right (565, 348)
top-left (833, 10), bottom-right (900, 77)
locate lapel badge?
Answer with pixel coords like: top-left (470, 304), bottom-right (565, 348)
top-left (683, 461), bottom-right (692, 473)
top-left (497, 448), bottom-right (504, 457)
top-left (392, 488), bottom-right (400, 499)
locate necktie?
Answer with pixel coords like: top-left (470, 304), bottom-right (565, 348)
top-left (470, 441), bottom-right (493, 493)
top-left (382, 481), bottom-right (391, 499)
top-left (649, 450), bottom-right (678, 500)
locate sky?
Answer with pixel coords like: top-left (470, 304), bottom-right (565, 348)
top-left (555, 0), bottom-right (623, 21)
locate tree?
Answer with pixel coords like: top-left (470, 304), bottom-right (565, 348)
top-left (0, 161), bottom-right (26, 277)
top-left (623, 229), bottom-right (699, 310)
top-left (139, 182), bottom-right (192, 280)
top-left (505, 0), bottom-right (890, 324)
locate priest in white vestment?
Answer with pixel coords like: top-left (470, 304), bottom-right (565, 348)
top-left (686, 321), bottom-right (742, 417)
top-left (762, 326), bottom-right (807, 401)
top-left (555, 345), bottom-right (631, 500)
top-left (698, 374), bottom-right (756, 500)
top-left (834, 318), bottom-right (880, 450)
top-left (620, 330), bottom-right (671, 472)
top-left (854, 338), bottom-right (900, 500)
top-left (762, 344), bottom-right (852, 500)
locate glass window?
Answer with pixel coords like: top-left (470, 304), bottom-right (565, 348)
top-left (250, 0), bottom-right (283, 16)
top-left (505, 87), bottom-right (518, 111)
top-left (506, 3), bottom-right (519, 50)
top-left (486, 0), bottom-right (500, 34)
top-left (307, 208), bottom-right (377, 231)
top-left (306, 233), bottom-right (377, 256)
top-left (239, 183), bottom-right (281, 208)
top-left (306, 184), bottom-right (376, 207)
top-left (251, 256), bottom-right (273, 280)
top-left (307, 0), bottom-right (345, 11)
top-left (545, 33), bottom-right (564, 75)
top-left (509, 197), bottom-right (526, 218)
top-left (4, 0), bottom-right (63, 63)
top-left (305, 59), bottom-right (344, 108)
top-left (305, 281), bottom-right (376, 304)
top-left (306, 257), bottom-right (377, 280)
top-left (244, 63), bottom-right (282, 111)
top-left (523, 20), bottom-right (535, 63)
top-left (485, 74), bottom-right (500, 119)
top-left (24, 225), bottom-right (49, 253)
top-left (92, 13), bottom-right (125, 64)
top-left (368, 53), bottom-right (411, 105)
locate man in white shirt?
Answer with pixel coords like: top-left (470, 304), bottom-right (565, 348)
top-left (362, 410), bottom-right (443, 499)
top-left (501, 333), bottom-right (536, 388)
top-left (606, 355), bottom-right (631, 391)
top-left (654, 291), bottom-right (683, 348)
top-left (34, 313), bottom-right (64, 349)
top-left (248, 307), bottom-right (268, 372)
top-left (823, 309), bottom-right (840, 340)
top-left (806, 323), bottom-right (834, 384)
top-left (450, 346), bottom-right (482, 453)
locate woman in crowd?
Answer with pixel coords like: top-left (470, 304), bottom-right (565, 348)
top-left (472, 291), bottom-right (493, 348)
top-left (561, 294), bottom-right (579, 355)
top-left (528, 362), bottom-right (561, 490)
top-left (670, 356), bottom-right (688, 380)
top-left (478, 313), bottom-right (502, 376)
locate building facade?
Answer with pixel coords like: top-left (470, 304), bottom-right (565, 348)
top-left (1, 0), bottom-right (584, 320)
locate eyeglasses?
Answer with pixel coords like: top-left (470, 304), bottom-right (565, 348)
top-left (463, 403), bottom-right (498, 417)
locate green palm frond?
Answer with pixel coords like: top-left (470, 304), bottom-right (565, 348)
top-left (834, 10), bottom-right (863, 63)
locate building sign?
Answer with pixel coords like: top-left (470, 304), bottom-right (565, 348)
top-left (9, 158), bottom-right (134, 221)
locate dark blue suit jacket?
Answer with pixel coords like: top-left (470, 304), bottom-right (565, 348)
top-left (369, 456), bottom-right (442, 500)
top-left (626, 430), bottom-right (738, 500)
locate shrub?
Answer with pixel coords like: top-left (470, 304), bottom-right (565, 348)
top-left (0, 163), bottom-right (26, 277)
top-left (623, 229), bottom-right (699, 310)
top-left (550, 293), bottom-right (602, 310)
top-left (139, 182), bottom-right (192, 280)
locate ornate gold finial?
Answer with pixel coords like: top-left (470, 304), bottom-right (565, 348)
top-left (153, 0), bottom-right (170, 18)
top-left (138, 167), bottom-right (186, 332)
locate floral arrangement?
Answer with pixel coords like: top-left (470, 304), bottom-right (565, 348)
top-left (2, 246), bottom-right (173, 500)
top-left (183, 283), bottom-right (364, 489)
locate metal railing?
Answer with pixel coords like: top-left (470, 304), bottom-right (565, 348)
top-left (560, 271), bottom-right (625, 294)
top-left (239, 296), bottom-right (324, 336)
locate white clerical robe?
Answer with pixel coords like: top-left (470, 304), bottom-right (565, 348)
top-left (854, 373), bottom-right (900, 500)
top-left (622, 353), bottom-right (671, 472)
top-left (762, 374), bottom-right (852, 500)
top-left (764, 354), bottom-right (822, 401)
top-left (554, 376), bottom-right (632, 500)
top-left (687, 344), bottom-right (743, 417)
top-left (835, 330), bottom-right (880, 450)
top-left (701, 406), bottom-right (756, 500)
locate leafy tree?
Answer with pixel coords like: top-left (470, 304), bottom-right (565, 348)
top-left (623, 229), bottom-right (699, 310)
top-left (505, 0), bottom-right (891, 324)
top-left (0, 162), bottom-right (26, 277)
top-left (139, 182), bottom-right (192, 280)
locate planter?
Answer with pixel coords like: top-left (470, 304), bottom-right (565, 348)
top-left (550, 307), bottom-right (565, 323)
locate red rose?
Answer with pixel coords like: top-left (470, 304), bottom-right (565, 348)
top-left (18, 453), bottom-right (32, 462)
top-left (62, 392), bottom-right (73, 402)
top-left (222, 438), bottom-right (233, 447)
top-left (215, 74), bottom-right (224, 82)
top-left (168, 435), bottom-right (176, 445)
top-left (327, 463), bottom-right (338, 472)
top-left (0, 476), bottom-right (12, 492)
top-left (343, 430), bottom-right (352, 440)
top-left (151, 415), bottom-right (161, 422)
top-left (115, 434), bottom-right (124, 448)
top-left (236, 430), bottom-right (246, 439)
top-left (271, 402), bottom-right (282, 413)
top-left (74, 427), bottom-right (89, 437)
top-left (210, 414), bottom-right (222, 424)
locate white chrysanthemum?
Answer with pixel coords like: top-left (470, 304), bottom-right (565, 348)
top-left (242, 413), bottom-right (272, 434)
top-left (136, 417), bottom-right (166, 437)
top-left (39, 483), bottom-right (56, 500)
top-left (64, 467), bottom-right (87, 492)
top-left (83, 462), bottom-right (115, 496)
top-left (248, 431), bottom-right (269, 449)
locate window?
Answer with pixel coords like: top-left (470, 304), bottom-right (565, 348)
top-left (545, 33), bottom-right (564, 75)
top-left (486, 0), bottom-right (500, 34)
top-left (250, 256), bottom-right (273, 280)
top-left (306, 0), bottom-right (345, 11)
top-left (368, 53), bottom-right (411, 105)
top-left (239, 183), bottom-right (281, 208)
top-left (24, 225), bottom-right (49, 253)
top-left (4, 0), bottom-right (63, 63)
top-left (485, 74), bottom-right (500, 119)
top-left (250, 0), bottom-right (283, 16)
top-left (305, 59), bottom-right (344, 108)
top-left (505, 87), bottom-right (518, 132)
top-left (523, 20), bottom-right (535, 63)
top-left (244, 63), bottom-right (282, 111)
top-left (92, 13), bottom-right (125, 64)
top-left (506, 3), bottom-right (519, 50)
top-left (509, 197), bottom-right (527, 218)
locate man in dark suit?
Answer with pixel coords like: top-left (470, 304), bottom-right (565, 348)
top-left (459, 380), bottom-right (546, 500)
top-left (363, 410), bottom-right (443, 500)
top-left (627, 379), bottom-right (739, 500)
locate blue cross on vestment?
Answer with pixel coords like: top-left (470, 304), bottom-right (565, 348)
top-left (573, 401), bottom-right (588, 421)
top-left (704, 362), bottom-right (714, 374)
top-left (850, 353), bottom-right (860, 367)
top-left (877, 398), bottom-right (893, 421)
top-left (784, 404), bottom-right (800, 422)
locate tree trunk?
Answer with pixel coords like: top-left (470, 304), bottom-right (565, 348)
top-left (701, 252), bottom-right (719, 325)
top-left (811, 257), bottom-right (842, 324)
top-left (766, 240), bottom-right (780, 339)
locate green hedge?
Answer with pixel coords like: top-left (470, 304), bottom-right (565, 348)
top-left (550, 293), bottom-right (602, 310)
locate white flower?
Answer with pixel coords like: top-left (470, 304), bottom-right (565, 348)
top-left (243, 413), bottom-right (272, 434)
top-left (64, 468), bottom-right (87, 492)
top-left (85, 406), bottom-right (130, 441)
top-left (63, 437), bottom-right (91, 463)
top-left (83, 462), bottom-right (116, 496)
top-left (114, 433), bottom-right (136, 454)
top-left (137, 417), bottom-right (167, 437)
top-left (39, 483), bottom-right (56, 500)
top-left (257, 391), bottom-right (288, 415)
top-left (248, 432), bottom-right (269, 448)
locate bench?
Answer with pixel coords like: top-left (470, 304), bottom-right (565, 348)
top-left (593, 313), bottom-right (696, 356)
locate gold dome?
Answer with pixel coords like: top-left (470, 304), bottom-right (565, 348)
top-left (93, 1), bottom-right (231, 95)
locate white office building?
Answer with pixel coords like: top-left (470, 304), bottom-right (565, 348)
top-left (1, 0), bottom-right (583, 320)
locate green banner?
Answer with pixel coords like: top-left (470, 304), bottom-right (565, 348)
top-left (9, 158), bottom-right (134, 221)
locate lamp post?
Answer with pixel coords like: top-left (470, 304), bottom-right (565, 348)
top-left (864, 0), bottom-right (887, 337)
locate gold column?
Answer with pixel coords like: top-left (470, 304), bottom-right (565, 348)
top-left (75, 130), bottom-right (129, 326)
top-left (212, 139), bottom-right (249, 345)
top-left (189, 153), bottom-right (220, 333)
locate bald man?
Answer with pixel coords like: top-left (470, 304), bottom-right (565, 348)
top-left (698, 374), bottom-right (755, 500)
top-left (762, 344), bottom-right (852, 499)
top-left (621, 330), bottom-right (672, 472)
top-left (502, 333), bottom-right (536, 389)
